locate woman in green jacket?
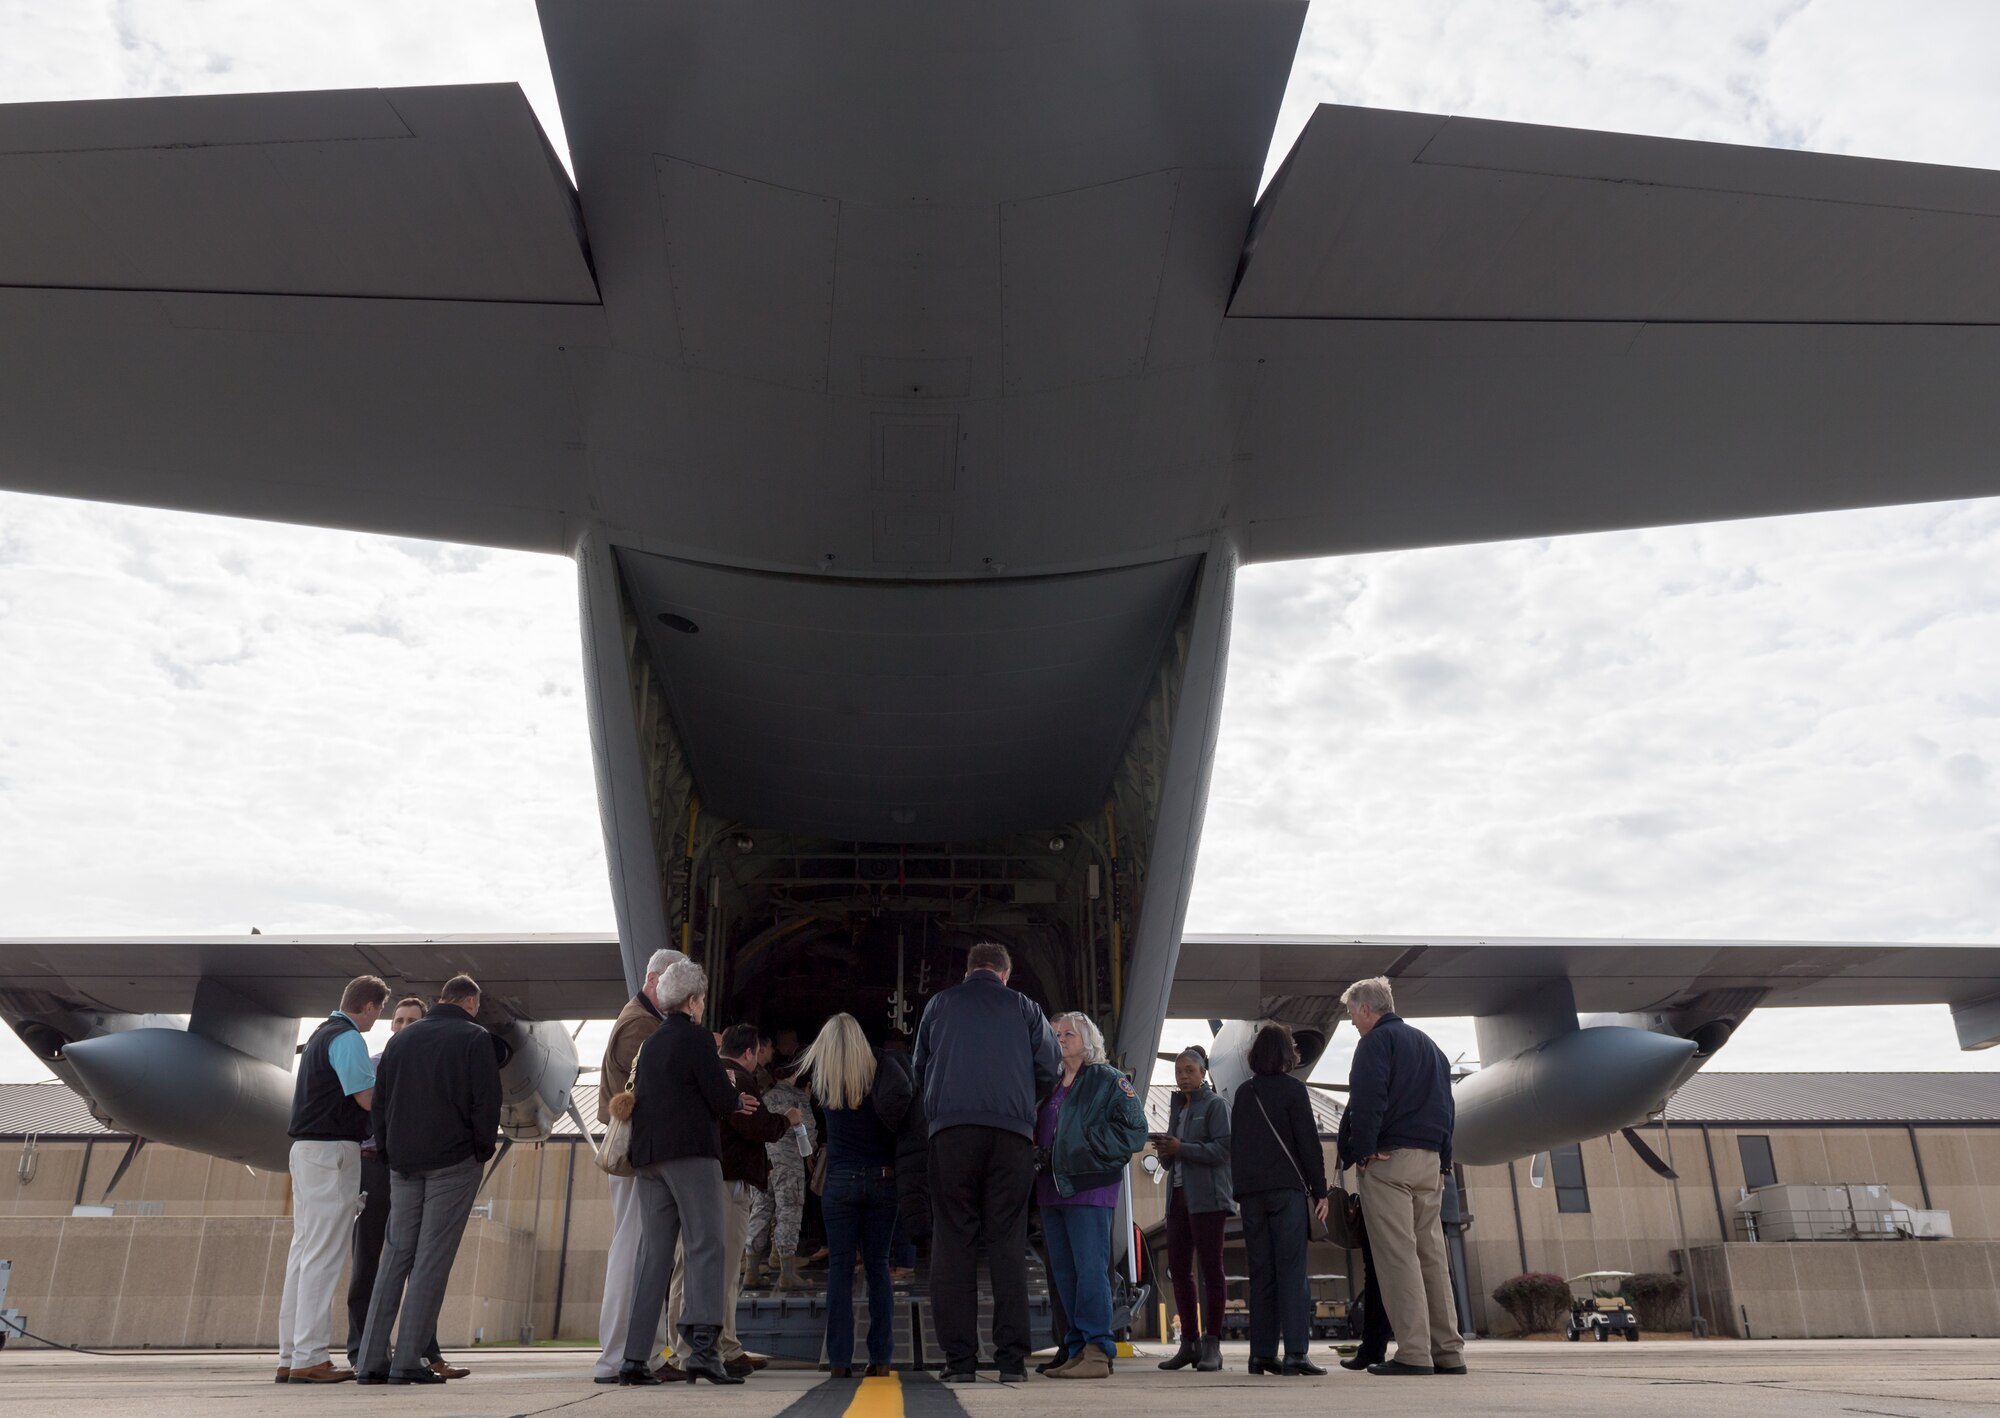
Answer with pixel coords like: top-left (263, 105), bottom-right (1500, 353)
top-left (1036, 1011), bottom-right (1151, 1380)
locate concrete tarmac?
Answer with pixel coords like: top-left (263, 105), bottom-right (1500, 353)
top-left (2, 1340), bottom-right (1997, 1417)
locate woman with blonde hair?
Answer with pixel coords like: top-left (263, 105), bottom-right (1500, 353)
top-left (1035, 1011), bottom-right (1150, 1380)
top-left (799, 1013), bottom-right (913, 1377)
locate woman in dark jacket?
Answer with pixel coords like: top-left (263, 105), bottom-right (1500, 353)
top-left (1229, 1023), bottom-right (1329, 1377)
top-left (614, 959), bottom-right (753, 1387)
top-left (1154, 1045), bottom-right (1232, 1373)
top-left (797, 1013), bottom-right (909, 1378)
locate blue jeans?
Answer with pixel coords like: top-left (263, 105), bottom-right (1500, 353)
top-left (1041, 1203), bottom-right (1115, 1359)
top-left (823, 1166), bottom-right (897, 1368)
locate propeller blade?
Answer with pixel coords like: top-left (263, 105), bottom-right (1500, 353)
top-left (1528, 1151), bottom-right (1548, 1189)
top-left (1620, 1127), bottom-right (1680, 1181)
top-left (100, 1135), bottom-right (146, 1203)
top-left (478, 1136), bottom-right (513, 1196)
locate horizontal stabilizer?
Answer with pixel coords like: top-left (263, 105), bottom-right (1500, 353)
top-left (0, 85), bottom-right (595, 303)
top-left (1235, 105), bottom-right (2000, 324)
top-left (1229, 105), bottom-right (2000, 562)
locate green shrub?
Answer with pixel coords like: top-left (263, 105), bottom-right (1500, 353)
top-left (1490, 1272), bottom-right (1570, 1335)
top-left (1618, 1272), bottom-right (1688, 1330)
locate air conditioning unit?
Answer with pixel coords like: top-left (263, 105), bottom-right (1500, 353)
top-left (1737, 1182), bottom-right (1952, 1241)
top-left (0, 1258), bottom-right (26, 1349)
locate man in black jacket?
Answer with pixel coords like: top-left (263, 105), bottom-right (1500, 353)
top-left (1342, 975), bottom-right (1465, 1377)
top-left (911, 942), bottom-right (1061, 1382)
top-left (356, 975), bottom-right (501, 1385)
top-left (345, 996), bottom-right (458, 1378)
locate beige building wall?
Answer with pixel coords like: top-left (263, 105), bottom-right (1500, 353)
top-left (3, 1136), bottom-right (588, 1348)
top-left (1688, 1240), bottom-right (2000, 1338)
top-left (0, 1213), bottom-right (532, 1350)
top-left (2, 1136), bottom-right (290, 1219)
top-left (8, 1120), bottom-right (2000, 1347)
top-left (1457, 1123), bottom-right (2000, 1336)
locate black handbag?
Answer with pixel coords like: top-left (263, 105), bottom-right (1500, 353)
top-left (1327, 1174), bottom-right (1365, 1251)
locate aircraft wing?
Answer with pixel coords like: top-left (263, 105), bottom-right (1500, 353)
top-left (1172, 934), bottom-right (2000, 1040)
top-left (1226, 105), bottom-right (2000, 563)
top-left (0, 84), bottom-right (601, 552)
top-left (0, 932), bottom-right (625, 1021)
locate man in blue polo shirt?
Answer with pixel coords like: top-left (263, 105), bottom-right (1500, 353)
top-left (275, 974), bottom-right (388, 1384)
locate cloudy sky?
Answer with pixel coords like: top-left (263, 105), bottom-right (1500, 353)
top-left (4, 1), bottom-right (2000, 1087)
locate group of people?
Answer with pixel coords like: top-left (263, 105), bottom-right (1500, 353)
top-left (1161, 976), bottom-right (1464, 1379)
top-left (591, 940), bottom-right (1149, 1384)
top-left (270, 951), bottom-right (1466, 1387)
top-left (273, 972), bottom-right (500, 1385)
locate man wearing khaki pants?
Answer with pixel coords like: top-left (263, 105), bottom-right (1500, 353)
top-left (1342, 976), bottom-right (1466, 1377)
top-left (275, 974), bottom-right (387, 1384)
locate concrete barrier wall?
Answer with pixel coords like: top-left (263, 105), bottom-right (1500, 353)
top-left (1688, 1240), bottom-right (2000, 1339)
top-left (0, 1214), bottom-right (533, 1350)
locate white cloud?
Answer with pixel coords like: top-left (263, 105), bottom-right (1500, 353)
top-left (3, 2), bottom-right (1999, 1090)
top-left (0, 494), bottom-right (608, 938)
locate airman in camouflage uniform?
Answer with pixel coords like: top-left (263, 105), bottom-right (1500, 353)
top-left (747, 1073), bottom-right (814, 1289)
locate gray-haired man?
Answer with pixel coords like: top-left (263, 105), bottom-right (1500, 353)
top-left (1342, 975), bottom-right (1465, 1377)
top-left (592, 947), bottom-right (685, 1382)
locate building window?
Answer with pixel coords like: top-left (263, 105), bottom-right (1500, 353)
top-left (1551, 1142), bottom-right (1590, 1213)
top-left (1738, 1134), bottom-right (1778, 1190)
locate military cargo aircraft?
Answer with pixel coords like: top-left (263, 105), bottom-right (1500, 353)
top-left (3, 2), bottom-right (1998, 1180)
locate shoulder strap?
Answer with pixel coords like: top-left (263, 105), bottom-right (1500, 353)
top-left (1253, 1087), bottom-right (1310, 1191)
top-left (623, 1035), bottom-right (644, 1094)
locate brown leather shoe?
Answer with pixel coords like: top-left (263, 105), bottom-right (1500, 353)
top-left (286, 1362), bottom-right (355, 1384)
top-left (864, 1364), bottom-right (893, 1378)
top-left (748, 1355), bottom-right (768, 1372)
top-left (273, 1367), bottom-right (291, 1384)
top-left (651, 1360), bottom-right (688, 1382)
top-left (724, 1355), bottom-right (757, 1378)
top-left (429, 1360), bottom-right (470, 1379)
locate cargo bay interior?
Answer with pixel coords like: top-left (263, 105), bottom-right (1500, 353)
top-left (613, 548), bottom-right (1206, 1045)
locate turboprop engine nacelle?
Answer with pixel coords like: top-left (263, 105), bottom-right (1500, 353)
top-left (60, 1004), bottom-right (583, 1172)
top-left (1204, 1018), bottom-right (1331, 1105)
top-left (491, 1017), bottom-right (582, 1142)
top-left (1450, 1025), bottom-right (1697, 1167)
top-left (62, 1027), bottom-right (295, 1172)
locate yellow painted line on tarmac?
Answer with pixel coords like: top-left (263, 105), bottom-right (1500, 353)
top-left (841, 1373), bottom-right (905, 1418)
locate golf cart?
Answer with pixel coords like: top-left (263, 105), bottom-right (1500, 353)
top-left (1565, 1271), bottom-right (1641, 1342)
top-left (1308, 1274), bottom-right (1352, 1340)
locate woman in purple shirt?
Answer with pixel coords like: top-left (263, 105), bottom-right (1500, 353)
top-left (1035, 1012), bottom-right (1149, 1380)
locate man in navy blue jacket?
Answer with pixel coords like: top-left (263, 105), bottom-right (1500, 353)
top-left (1343, 976), bottom-right (1466, 1377)
top-left (912, 942), bottom-right (1061, 1382)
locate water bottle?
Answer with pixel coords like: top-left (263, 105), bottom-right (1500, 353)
top-left (792, 1122), bottom-right (813, 1158)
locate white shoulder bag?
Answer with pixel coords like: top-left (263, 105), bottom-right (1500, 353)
top-left (594, 1049), bottom-right (642, 1178)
